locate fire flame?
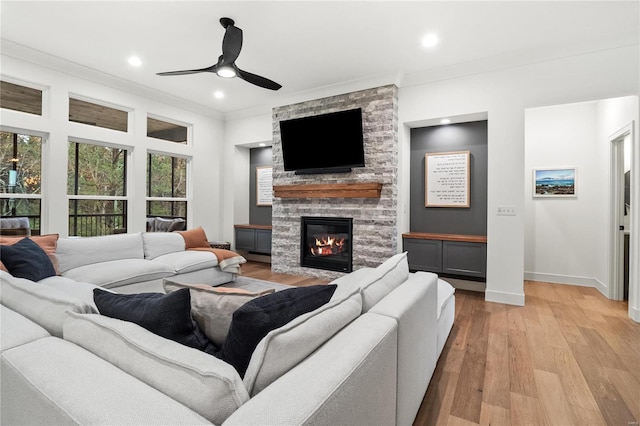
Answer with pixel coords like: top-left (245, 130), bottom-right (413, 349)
top-left (310, 235), bottom-right (345, 256)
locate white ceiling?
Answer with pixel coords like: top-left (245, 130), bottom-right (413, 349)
top-left (1, 1), bottom-right (638, 118)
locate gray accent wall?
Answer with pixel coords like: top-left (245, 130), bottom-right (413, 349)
top-left (249, 147), bottom-right (273, 225)
top-left (410, 121), bottom-right (487, 235)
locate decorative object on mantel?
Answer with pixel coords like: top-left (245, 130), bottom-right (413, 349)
top-left (273, 183), bottom-right (383, 199)
top-left (425, 151), bottom-right (470, 208)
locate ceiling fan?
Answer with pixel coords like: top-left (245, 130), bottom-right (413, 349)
top-left (157, 17), bottom-right (282, 91)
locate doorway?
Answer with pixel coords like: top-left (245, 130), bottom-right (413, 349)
top-left (610, 125), bottom-right (633, 301)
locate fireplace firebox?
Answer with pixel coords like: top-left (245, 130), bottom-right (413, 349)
top-left (301, 217), bottom-right (353, 273)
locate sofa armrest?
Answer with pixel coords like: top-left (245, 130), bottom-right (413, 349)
top-left (1, 337), bottom-right (212, 425)
top-left (223, 313), bottom-right (398, 426)
top-left (369, 271), bottom-right (438, 426)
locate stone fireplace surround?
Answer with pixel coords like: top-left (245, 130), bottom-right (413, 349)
top-left (271, 85), bottom-right (399, 280)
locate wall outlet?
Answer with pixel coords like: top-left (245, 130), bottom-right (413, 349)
top-left (497, 205), bottom-right (516, 216)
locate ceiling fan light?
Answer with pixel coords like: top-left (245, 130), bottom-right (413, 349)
top-left (216, 66), bottom-right (236, 78)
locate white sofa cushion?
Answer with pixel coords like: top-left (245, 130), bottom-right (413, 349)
top-left (243, 287), bottom-right (362, 397)
top-left (0, 271), bottom-right (96, 337)
top-left (62, 259), bottom-right (175, 289)
top-left (64, 311), bottom-right (250, 425)
top-left (56, 233), bottom-right (145, 274)
top-left (331, 252), bottom-right (409, 312)
top-left (152, 251), bottom-right (218, 274)
top-left (142, 232), bottom-right (185, 260)
top-left (1, 337), bottom-right (212, 425)
top-left (0, 305), bottom-right (50, 352)
top-left (38, 275), bottom-right (105, 310)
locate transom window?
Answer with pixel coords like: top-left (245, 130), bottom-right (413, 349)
top-left (69, 97), bottom-right (129, 132)
top-left (0, 80), bottom-right (43, 116)
top-left (147, 116), bottom-right (188, 144)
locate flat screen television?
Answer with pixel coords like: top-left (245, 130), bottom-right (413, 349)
top-left (279, 108), bottom-right (365, 174)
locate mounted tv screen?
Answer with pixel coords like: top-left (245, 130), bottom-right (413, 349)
top-left (279, 108), bottom-right (365, 174)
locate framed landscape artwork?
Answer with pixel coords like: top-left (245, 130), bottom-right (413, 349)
top-left (533, 167), bottom-right (577, 197)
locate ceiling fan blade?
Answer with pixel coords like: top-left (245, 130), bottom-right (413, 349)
top-left (156, 65), bottom-right (216, 76)
top-left (236, 67), bottom-right (282, 91)
top-left (221, 24), bottom-right (242, 66)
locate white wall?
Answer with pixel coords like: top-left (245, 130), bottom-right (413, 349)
top-left (1, 55), bottom-right (226, 240)
top-left (524, 96), bottom-right (638, 294)
top-left (524, 101), bottom-right (602, 287)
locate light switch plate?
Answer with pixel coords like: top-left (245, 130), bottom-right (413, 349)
top-left (497, 205), bottom-right (516, 216)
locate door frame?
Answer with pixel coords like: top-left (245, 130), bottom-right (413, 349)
top-left (608, 121), bottom-right (638, 320)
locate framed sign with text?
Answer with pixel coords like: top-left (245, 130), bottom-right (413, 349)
top-left (425, 151), bottom-right (470, 208)
top-left (256, 166), bottom-right (273, 206)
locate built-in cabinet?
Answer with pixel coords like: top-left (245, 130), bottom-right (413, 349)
top-left (234, 224), bottom-right (272, 255)
top-left (402, 233), bottom-right (487, 279)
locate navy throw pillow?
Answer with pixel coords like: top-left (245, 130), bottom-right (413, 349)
top-left (218, 284), bottom-right (337, 377)
top-left (0, 237), bottom-right (56, 281)
top-left (93, 288), bottom-right (216, 355)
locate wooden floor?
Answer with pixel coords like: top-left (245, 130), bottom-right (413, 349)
top-left (240, 260), bottom-right (330, 286)
top-left (414, 281), bottom-right (640, 426)
top-left (241, 263), bottom-right (640, 426)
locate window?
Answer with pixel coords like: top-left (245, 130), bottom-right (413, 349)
top-left (0, 131), bottom-right (43, 234)
top-left (147, 152), bottom-right (187, 222)
top-left (68, 141), bottom-right (128, 236)
top-left (147, 116), bottom-right (188, 144)
top-left (69, 97), bottom-right (128, 132)
top-left (0, 80), bottom-right (43, 116)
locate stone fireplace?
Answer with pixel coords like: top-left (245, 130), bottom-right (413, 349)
top-left (271, 85), bottom-right (399, 280)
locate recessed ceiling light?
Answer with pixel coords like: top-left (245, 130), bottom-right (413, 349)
top-left (440, 118), bottom-right (451, 125)
top-left (421, 33), bottom-right (439, 48)
top-left (259, 143), bottom-right (266, 147)
top-left (128, 56), bottom-right (142, 67)
top-left (214, 91), bottom-right (224, 99)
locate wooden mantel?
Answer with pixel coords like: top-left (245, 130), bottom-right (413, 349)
top-left (273, 182), bottom-right (383, 199)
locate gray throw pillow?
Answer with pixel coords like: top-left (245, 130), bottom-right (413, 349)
top-left (163, 279), bottom-right (275, 347)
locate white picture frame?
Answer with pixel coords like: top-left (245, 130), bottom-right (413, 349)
top-left (425, 150), bottom-right (470, 208)
top-left (256, 166), bottom-right (273, 206)
top-left (533, 167), bottom-right (577, 198)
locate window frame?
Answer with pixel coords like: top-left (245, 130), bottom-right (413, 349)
top-left (146, 113), bottom-right (192, 145)
top-left (0, 76), bottom-right (48, 118)
top-left (146, 149), bottom-right (190, 221)
top-left (0, 126), bottom-right (47, 233)
top-left (68, 93), bottom-right (132, 133)
top-left (67, 138), bottom-right (131, 236)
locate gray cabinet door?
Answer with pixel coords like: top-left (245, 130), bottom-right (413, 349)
top-left (403, 238), bottom-right (442, 273)
top-left (255, 229), bottom-right (272, 254)
top-left (442, 241), bottom-right (486, 278)
top-left (235, 228), bottom-right (255, 251)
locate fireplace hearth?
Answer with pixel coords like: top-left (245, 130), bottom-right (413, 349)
top-left (301, 217), bottom-right (353, 273)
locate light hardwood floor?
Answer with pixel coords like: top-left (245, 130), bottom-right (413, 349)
top-left (240, 262), bottom-right (640, 425)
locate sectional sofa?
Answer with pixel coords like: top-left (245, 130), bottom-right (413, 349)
top-left (0, 232), bottom-right (455, 425)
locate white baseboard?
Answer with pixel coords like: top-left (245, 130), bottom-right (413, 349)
top-left (630, 306), bottom-right (640, 323)
top-left (485, 289), bottom-right (525, 306)
top-left (524, 272), bottom-right (608, 295)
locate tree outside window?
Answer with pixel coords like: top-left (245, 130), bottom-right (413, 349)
top-left (68, 141), bottom-right (127, 236)
top-left (0, 131), bottom-right (42, 233)
top-left (147, 153), bottom-right (187, 221)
